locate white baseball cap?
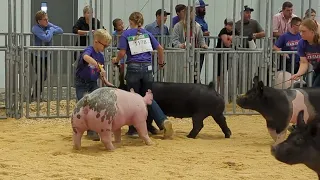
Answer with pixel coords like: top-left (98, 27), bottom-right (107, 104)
top-left (195, 0), bottom-right (209, 8)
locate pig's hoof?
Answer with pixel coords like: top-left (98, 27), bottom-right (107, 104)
top-left (73, 145), bottom-right (81, 150)
top-left (224, 130), bottom-right (232, 138)
top-left (146, 140), bottom-right (154, 146)
top-left (186, 134), bottom-right (196, 139)
top-left (106, 146), bottom-right (116, 151)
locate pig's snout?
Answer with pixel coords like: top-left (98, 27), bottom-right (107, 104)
top-left (271, 145), bottom-right (277, 156)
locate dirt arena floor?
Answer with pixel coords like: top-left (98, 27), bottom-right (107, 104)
top-left (0, 101), bottom-right (317, 180)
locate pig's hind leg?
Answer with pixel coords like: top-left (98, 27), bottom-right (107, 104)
top-left (212, 113), bottom-right (232, 138)
top-left (99, 122), bottom-right (115, 151)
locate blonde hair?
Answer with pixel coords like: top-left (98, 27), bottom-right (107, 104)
top-left (93, 29), bottom-right (112, 43)
top-left (83, 5), bottom-right (91, 14)
top-left (301, 18), bottom-right (320, 44)
top-left (35, 10), bottom-right (47, 23)
top-left (129, 12), bottom-right (144, 37)
top-left (181, 6), bottom-right (194, 29)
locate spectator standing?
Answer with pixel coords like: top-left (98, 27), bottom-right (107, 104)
top-left (145, 9), bottom-right (170, 36)
top-left (172, 6), bottom-right (208, 83)
top-left (31, 10), bottom-right (63, 102)
top-left (303, 8), bottom-right (320, 35)
top-left (235, 5), bottom-right (265, 48)
top-left (291, 18), bottom-right (320, 87)
top-left (112, 12), bottom-right (173, 138)
top-left (272, 1), bottom-right (297, 38)
top-left (172, 4), bottom-right (186, 28)
top-left (273, 17), bottom-right (302, 74)
top-left (215, 18), bottom-right (240, 90)
top-left (112, 18), bottom-right (125, 87)
top-left (72, 5), bottom-right (103, 62)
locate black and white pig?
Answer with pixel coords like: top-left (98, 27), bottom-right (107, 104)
top-left (119, 81), bottom-right (232, 139)
top-left (236, 76), bottom-right (320, 144)
top-left (271, 110), bottom-right (320, 179)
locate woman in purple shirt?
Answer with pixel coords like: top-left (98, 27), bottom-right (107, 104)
top-left (291, 18), bottom-right (320, 87)
top-left (112, 12), bottom-right (173, 138)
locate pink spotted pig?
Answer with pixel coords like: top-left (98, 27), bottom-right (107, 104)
top-left (71, 87), bottom-right (154, 151)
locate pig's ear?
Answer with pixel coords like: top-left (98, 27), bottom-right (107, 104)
top-left (147, 89), bottom-right (152, 93)
top-left (296, 110), bottom-right (307, 130)
top-left (257, 81), bottom-right (264, 95)
top-left (130, 88), bottom-right (135, 93)
top-left (253, 76), bottom-right (259, 87)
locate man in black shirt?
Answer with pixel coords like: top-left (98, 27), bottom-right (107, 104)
top-left (216, 18), bottom-right (239, 48)
top-left (72, 5), bottom-right (104, 61)
top-left (214, 18), bottom-right (239, 92)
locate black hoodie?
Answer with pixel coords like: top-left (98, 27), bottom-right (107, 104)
top-left (72, 17), bottom-right (104, 46)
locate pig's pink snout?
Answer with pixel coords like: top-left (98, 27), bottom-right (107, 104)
top-left (144, 89), bottom-right (153, 105)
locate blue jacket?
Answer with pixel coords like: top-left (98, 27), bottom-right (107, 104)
top-left (31, 22), bottom-right (63, 46)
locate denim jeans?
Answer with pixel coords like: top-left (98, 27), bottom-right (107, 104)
top-left (125, 62), bottom-right (167, 133)
top-left (31, 55), bottom-right (48, 99)
top-left (75, 77), bottom-right (99, 136)
top-left (147, 100), bottom-right (168, 130)
top-left (74, 77), bottom-right (99, 101)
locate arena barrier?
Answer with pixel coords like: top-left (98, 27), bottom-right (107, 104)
top-left (1, 31), bottom-right (310, 119)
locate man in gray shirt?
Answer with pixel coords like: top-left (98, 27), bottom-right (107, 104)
top-left (235, 5), bottom-right (265, 48)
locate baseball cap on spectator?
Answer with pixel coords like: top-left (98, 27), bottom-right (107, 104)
top-left (224, 18), bottom-right (234, 25)
top-left (243, 5), bottom-right (254, 12)
top-left (195, 0), bottom-right (209, 8)
top-left (156, 9), bottom-right (171, 16)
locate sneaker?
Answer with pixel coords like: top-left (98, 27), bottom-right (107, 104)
top-left (87, 130), bottom-right (100, 141)
top-left (163, 120), bottom-right (173, 138)
top-left (125, 129), bottom-right (139, 137)
top-left (147, 124), bottom-right (159, 135)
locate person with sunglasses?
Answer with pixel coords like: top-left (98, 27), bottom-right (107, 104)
top-left (75, 29), bottom-right (114, 141)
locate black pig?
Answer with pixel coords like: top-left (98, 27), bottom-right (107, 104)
top-left (271, 110), bottom-right (320, 179)
top-left (236, 76), bottom-right (320, 144)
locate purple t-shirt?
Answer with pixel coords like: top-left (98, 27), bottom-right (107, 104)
top-left (297, 39), bottom-right (320, 71)
top-left (76, 46), bottom-right (105, 81)
top-left (275, 32), bottom-right (301, 63)
top-left (172, 16), bottom-right (180, 27)
top-left (118, 28), bottom-right (160, 63)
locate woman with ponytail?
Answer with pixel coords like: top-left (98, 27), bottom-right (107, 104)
top-left (291, 18), bottom-right (320, 87)
top-left (112, 12), bottom-right (173, 138)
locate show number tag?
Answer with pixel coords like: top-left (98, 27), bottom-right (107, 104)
top-left (128, 34), bottom-right (153, 55)
top-left (147, 65), bottom-right (152, 71)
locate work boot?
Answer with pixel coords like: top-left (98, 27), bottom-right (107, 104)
top-left (147, 124), bottom-right (159, 135)
top-left (87, 130), bottom-right (100, 141)
top-left (163, 119), bottom-right (174, 139)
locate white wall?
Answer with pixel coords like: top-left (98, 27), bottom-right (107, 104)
top-left (0, 0), bottom-right (319, 88)
top-left (77, 0), bottom-right (319, 37)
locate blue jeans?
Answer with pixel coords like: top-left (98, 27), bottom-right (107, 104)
top-left (147, 100), bottom-right (168, 130)
top-left (75, 77), bottom-right (99, 101)
top-left (75, 77), bottom-right (99, 135)
top-left (312, 72), bottom-right (320, 87)
top-left (125, 62), bottom-right (167, 133)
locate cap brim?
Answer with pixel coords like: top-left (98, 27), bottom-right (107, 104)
top-left (156, 12), bottom-right (171, 16)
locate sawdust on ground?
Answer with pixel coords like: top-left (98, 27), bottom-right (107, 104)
top-left (0, 106), bottom-right (316, 180)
